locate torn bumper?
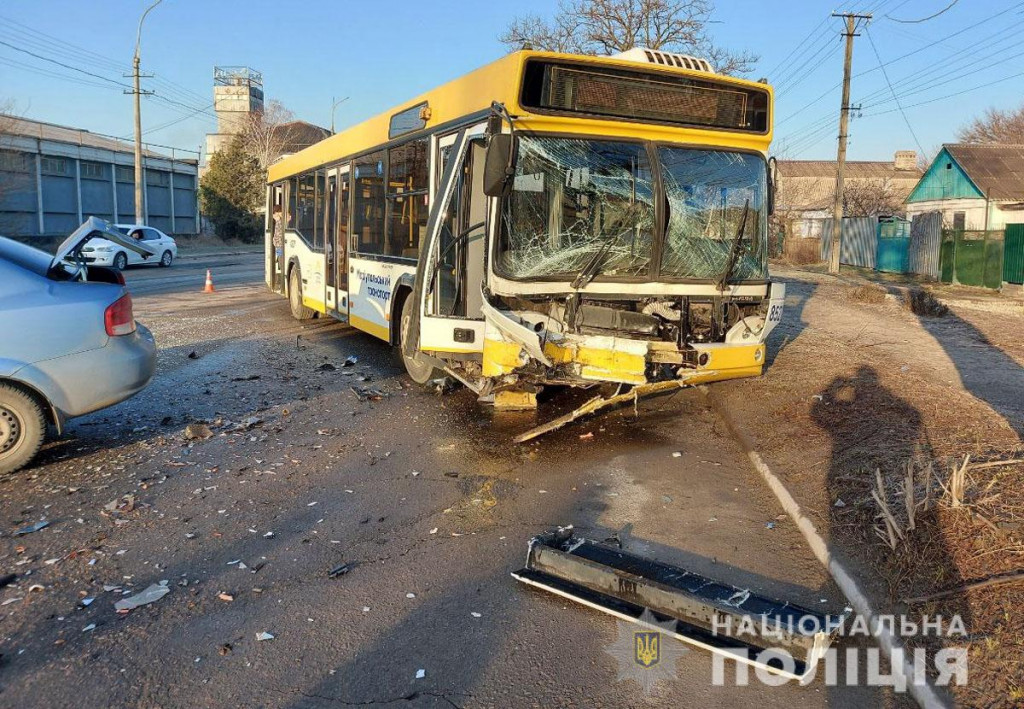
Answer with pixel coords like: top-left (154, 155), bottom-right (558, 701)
top-left (481, 325), bottom-right (767, 387)
top-left (480, 282), bottom-right (784, 388)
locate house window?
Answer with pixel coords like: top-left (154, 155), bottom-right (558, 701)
top-left (116, 165), bottom-right (134, 183)
top-left (40, 157), bottom-right (68, 175)
top-left (952, 212), bottom-right (965, 230)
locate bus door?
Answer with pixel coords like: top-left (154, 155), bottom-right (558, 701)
top-left (324, 169), bottom-right (338, 312)
top-left (334, 165), bottom-right (350, 316)
top-left (267, 183), bottom-right (284, 292)
top-left (413, 127), bottom-right (488, 354)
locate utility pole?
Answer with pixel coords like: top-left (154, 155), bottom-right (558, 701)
top-left (828, 12), bottom-right (871, 275)
top-left (128, 0), bottom-right (163, 224)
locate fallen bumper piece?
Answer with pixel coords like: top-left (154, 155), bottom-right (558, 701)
top-left (513, 377), bottom-right (708, 443)
top-left (512, 528), bottom-right (840, 681)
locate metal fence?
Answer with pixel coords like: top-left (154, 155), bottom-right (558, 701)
top-left (940, 230), bottom-right (1005, 289)
top-left (820, 216), bottom-right (878, 269)
top-left (908, 211), bottom-right (942, 280)
top-left (1005, 224), bottom-right (1024, 285)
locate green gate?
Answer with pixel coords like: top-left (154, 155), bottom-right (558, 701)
top-left (876, 219), bottom-right (911, 273)
top-left (1005, 224), bottom-right (1024, 285)
top-left (939, 230), bottom-right (1005, 289)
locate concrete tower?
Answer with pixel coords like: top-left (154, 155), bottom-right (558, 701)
top-left (204, 66), bottom-right (263, 161)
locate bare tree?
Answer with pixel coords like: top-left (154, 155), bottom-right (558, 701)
top-left (957, 103), bottom-right (1024, 144)
top-left (500, 0), bottom-right (756, 75)
top-left (0, 99), bottom-right (29, 224)
top-left (239, 100), bottom-right (296, 172)
top-left (843, 179), bottom-right (905, 218)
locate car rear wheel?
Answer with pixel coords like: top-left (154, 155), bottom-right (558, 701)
top-left (113, 252), bottom-right (128, 270)
top-left (400, 294), bottom-right (438, 385)
top-left (159, 250), bottom-right (173, 267)
top-left (0, 384), bottom-right (47, 476)
top-left (288, 267), bottom-right (314, 320)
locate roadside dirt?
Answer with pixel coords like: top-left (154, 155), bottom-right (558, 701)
top-left (714, 265), bottom-right (1024, 708)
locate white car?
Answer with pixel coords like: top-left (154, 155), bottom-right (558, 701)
top-left (80, 224), bottom-right (177, 269)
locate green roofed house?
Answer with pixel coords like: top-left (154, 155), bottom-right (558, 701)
top-left (905, 144), bottom-right (1024, 230)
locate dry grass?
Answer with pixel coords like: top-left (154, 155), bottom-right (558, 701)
top-left (849, 283), bottom-right (889, 304)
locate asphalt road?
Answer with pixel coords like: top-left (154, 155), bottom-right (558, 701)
top-left (0, 281), bottom-right (890, 708)
top-left (122, 250), bottom-right (266, 295)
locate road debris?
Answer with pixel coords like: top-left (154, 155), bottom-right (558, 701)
top-left (470, 612), bottom-right (482, 618)
top-left (513, 527), bottom-right (842, 680)
top-left (255, 631), bottom-right (274, 642)
top-left (343, 356), bottom-right (358, 367)
top-left (0, 573), bottom-right (17, 589)
top-left (513, 379), bottom-right (698, 443)
top-left (218, 593), bottom-right (234, 602)
top-left (406, 592), bottom-right (416, 599)
top-left (14, 521), bottom-right (49, 536)
top-left (83, 624), bottom-right (96, 633)
top-left (184, 423), bottom-right (214, 440)
top-left (317, 362), bottom-right (337, 372)
top-left (328, 562), bottom-right (357, 578)
top-left (415, 669), bottom-right (426, 679)
top-left (351, 386), bottom-right (386, 402)
top-left (114, 582), bottom-right (170, 611)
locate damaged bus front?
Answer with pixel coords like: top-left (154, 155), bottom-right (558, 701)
top-left (385, 51), bottom-right (786, 413)
top-left (478, 131), bottom-right (785, 403)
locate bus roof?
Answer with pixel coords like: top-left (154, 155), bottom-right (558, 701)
top-left (268, 50), bottom-right (773, 183)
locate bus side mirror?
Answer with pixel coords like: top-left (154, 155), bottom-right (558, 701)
top-left (767, 156), bottom-right (777, 216)
top-left (483, 134), bottom-right (514, 198)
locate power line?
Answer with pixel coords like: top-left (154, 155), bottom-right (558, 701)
top-left (0, 14), bottom-right (212, 109)
top-left (780, 17), bottom-right (1024, 144)
top-left (864, 26), bottom-right (925, 155)
top-left (863, 68), bottom-right (1024, 117)
top-left (775, 1), bottom-right (1024, 127)
top-left (0, 38), bottom-right (132, 89)
top-left (140, 103), bottom-right (215, 136)
top-left (888, 0), bottom-right (960, 23)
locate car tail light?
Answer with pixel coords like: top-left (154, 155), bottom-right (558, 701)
top-left (105, 293), bottom-right (137, 336)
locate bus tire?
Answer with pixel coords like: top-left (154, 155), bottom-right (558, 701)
top-left (400, 295), bottom-right (437, 385)
top-left (288, 267), bottom-right (315, 321)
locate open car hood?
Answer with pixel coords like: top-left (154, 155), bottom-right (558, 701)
top-left (52, 216), bottom-right (157, 268)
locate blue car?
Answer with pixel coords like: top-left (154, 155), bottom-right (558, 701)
top-left (0, 217), bottom-right (157, 474)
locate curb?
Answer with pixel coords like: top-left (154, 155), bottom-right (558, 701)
top-left (701, 386), bottom-right (948, 709)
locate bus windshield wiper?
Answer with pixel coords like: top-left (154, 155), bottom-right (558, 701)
top-left (716, 199), bottom-right (750, 291)
top-left (571, 229), bottom-right (627, 290)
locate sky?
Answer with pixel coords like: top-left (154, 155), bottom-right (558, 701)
top-left (1, 0), bottom-right (1022, 165)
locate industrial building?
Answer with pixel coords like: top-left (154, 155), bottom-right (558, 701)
top-left (0, 115), bottom-right (198, 241)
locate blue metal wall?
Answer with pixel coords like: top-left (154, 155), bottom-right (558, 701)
top-left (0, 148), bottom-right (197, 238)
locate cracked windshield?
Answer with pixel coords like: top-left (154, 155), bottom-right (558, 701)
top-left (498, 137), bottom-right (655, 279)
top-left (498, 136), bottom-right (767, 282)
top-left (659, 148), bottom-right (767, 281)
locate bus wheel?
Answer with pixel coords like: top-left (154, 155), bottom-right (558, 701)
top-left (288, 267), bottom-right (315, 321)
top-left (400, 296), bottom-right (437, 385)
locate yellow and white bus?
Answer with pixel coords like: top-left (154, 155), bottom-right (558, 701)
top-left (266, 48), bottom-right (785, 405)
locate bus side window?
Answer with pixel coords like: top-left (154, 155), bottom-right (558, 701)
top-left (386, 139), bottom-right (428, 259)
top-left (353, 151), bottom-right (386, 255)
